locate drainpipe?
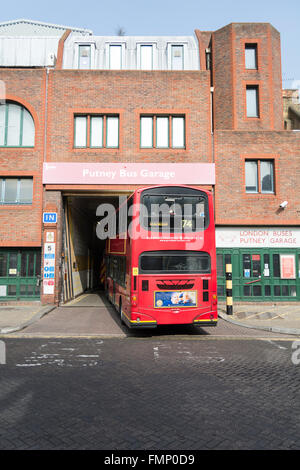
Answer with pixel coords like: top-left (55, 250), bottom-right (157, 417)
top-left (210, 85), bottom-right (216, 223)
top-left (43, 67), bottom-right (49, 163)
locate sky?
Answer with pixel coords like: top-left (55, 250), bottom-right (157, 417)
top-left (1, 0), bottom-right (300, 88)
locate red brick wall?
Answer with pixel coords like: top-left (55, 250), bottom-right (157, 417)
top-left (0, 69), bottom-right (45, 246)
top-left (214, 130), bottom-right (300, 225)
top-left (212, 25), bottom-right (235, 130)
top-left (194, 30), bottom-right (212, 72)
top-left (212, 23), bottom-right (283, 131)
top-left (42, 190), bottom-right (63, 305)
top-left (46, 70), bottom-right (212, 165)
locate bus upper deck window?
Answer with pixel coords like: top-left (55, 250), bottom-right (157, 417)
top-left (141, 187), bottom-right (209, 233)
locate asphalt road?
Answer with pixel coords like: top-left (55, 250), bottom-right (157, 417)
top-left (0, 335), bottom-right (300, 450)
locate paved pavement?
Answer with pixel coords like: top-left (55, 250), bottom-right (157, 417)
top-left (0, 303), bottom-right (55, 334)
top-left (219, 302), bottom-right (300, 336)
top-left (0, 292), bottom-right (300, 337)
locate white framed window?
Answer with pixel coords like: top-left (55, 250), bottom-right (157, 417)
top-left (246, 85), bottom-right (259, 118)
top-left (260, 160), bottom-right (274, 193)
top-left (109, 45), bottom-right (122, 69)
top-left (90, 116), bottom-right (103, 148)
top-left (106, 116), bottom-right (119, 148)
top-left (0, 102), bottom-right (35, 147)
top-left (140, 45), bottom-right (153, 70)
top-left (74, 115), bottom-right (119, 148)
top-left (78, 45), bottom-right (91, 69)
top-left (74, 116), bottom-right (87, 147)
top-left (0, 178), bottom-right (33, 204)
top-left (171, 45), bottom-right (184, 70)
top-left (140, 116), bottom-right (153, 148)
top-left (172, 116), bottom-right (185, 148)
top-left (245, 160), bottom-right (274, 194)
top-left (245, 160), bottom-right (258, 193)
top-left (156, 117), bottom-right (169, 148)
top-left (140, 115), bottom-right (185, 149)
top-left (245, 44), bottom-right (258, 70)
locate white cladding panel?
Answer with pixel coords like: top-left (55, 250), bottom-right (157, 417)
top-left (0, 36), bottom-right (60, 66)
top-left (63, 35), bottom-right (200, 70)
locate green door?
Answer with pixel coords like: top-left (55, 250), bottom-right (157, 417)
top-left (0, 249), bottom-right (41, 300)
top-left (240, 250), bottom-right (264, 299)
top-left (217, 248), bottom-right (300, 301)
top-left (217, 249), bottom-right (241, 299)
top-left (240, 249), bottom-right (299, 300)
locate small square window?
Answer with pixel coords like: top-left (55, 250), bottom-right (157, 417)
top-left (243, 285), bottom-right (251, 296)
top-left (274, 285), bottom-right (281, 296)
top-left (265, 285), bottom-right (271, 296)
top-left (253, 285), bottom-right (262, 296)
top-left (282, 285), bottom-right (289, 296)
top-left (245, 160), bottom-right (274, 194)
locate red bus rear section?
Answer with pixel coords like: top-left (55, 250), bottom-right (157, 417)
top-left (105, 185), bottom-right (217, 328)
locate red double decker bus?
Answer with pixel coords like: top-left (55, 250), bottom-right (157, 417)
top-left (105, 185), bottom-right (217, 328)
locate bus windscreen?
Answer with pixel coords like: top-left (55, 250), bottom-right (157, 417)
top-left (141, 190), bottom-right (208, 232)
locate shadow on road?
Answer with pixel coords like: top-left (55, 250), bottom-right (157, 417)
top-left (97, 291), bottom-right (212, 338)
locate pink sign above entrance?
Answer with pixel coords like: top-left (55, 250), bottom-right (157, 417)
top-left (43, 163), bottom-right (215, 185)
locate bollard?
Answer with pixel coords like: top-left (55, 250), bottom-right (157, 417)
top-left (226, 264), bottom-right (233, 315)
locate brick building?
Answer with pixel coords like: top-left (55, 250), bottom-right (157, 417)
top-left (283, 89), bottom-right (300, 130)
top-left (0, 19), bottom-right (299, 304)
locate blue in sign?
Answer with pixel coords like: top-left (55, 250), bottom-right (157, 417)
top-left (44, 254), bottom-right (55, 259)
top-left (43, 212), bottom-right (57, 224)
